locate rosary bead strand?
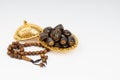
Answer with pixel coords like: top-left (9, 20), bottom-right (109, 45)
top-left (7, 41), bottom-right (50, 67)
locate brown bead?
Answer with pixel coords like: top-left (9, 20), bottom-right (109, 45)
top-left (17, 52), bottom-right (20, 55)
top-left (38, 43), bottom-right (41, 47)
top-left (31, 43), bottom-right (35, 46)
top-left (7, 46), bottom-right (12, 51)
top-left (40, 54), bottom-right (44, 58)
top-left (46, 48), bottom-right (50, 52)
top-left (32, 51), bottom-right (36, 55)
top-left (29, 42), bottom-right (32, 45)
top-left (11, 44), bottom-right (15, 48)
top-left (27, 43), bottom-right (31, 46)
top-left (15, 41), bottom-right (19, 45)
top-left (29, 43), bottom-right (32, 46)
top-left (38, 51), bottom-right (41, 54)
top-left (36, 51), bottom-right (40, 55)
top-left (8, 45), bottom-right (12, 48)
top-left (33, 43), bottom-right (36, 46)
top-left (14, 54), bottom-right (18, 58)
top-left (43, 50), bottom-right (48, 53)
top-left (30, 43), bottom-right (34, 46)
top-left (24, 52), bottom-right (28, 55)
top-left (14, 50), bottom-right (18, 54)
top-left (12, 42), bottom-right (16, 45)
top-left (28, 51), bottom-right (32, 55)
top-left (19, 44), bottom-right (23, 48)
top-left (27, 43), bottom-right (30, 46)
top-left (42, 50), bottom-right (46, 54)
top-left (18, 55), bottom-right (22, 59)
top-left (10, 53), bottom-right (14, 58)
top-left (39, 63), bottom-right (45, 67)
top-left (42, 58), bottom-right (46, 63)
top-left (20, 48), bottom-right (24, 52)
top-left (39, 51), bottom-right (42, 54)
top-left (36, 43), bottom-right (39, 46)
top-left (24, 43), bottom-right (28, 47)
top-left (7, 51), bottom-right (11, 55)
top-left (33, 43), bottom-right (37, 46)
top-left (20, 52), bottom-right (24, 55)
top-left (14, 45), bottom-right (18, 48)
top-left (44, 55), bottom-right (48, 60)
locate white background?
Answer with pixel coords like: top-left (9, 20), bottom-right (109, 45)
top-left (0, 0), bottom-right (120, 80)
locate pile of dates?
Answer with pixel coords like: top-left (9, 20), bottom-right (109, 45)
top-left (40, 24), bottom-right (76, 48)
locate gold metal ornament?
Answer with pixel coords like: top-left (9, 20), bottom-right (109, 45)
top-left (14, 21), bottom-right (43, 41)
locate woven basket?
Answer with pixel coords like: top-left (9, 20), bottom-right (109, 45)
top-left (14, 21), bottom-right (78, 52)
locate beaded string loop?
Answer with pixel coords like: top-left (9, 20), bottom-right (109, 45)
top-left (7, 41), bottom-right (49, 67)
